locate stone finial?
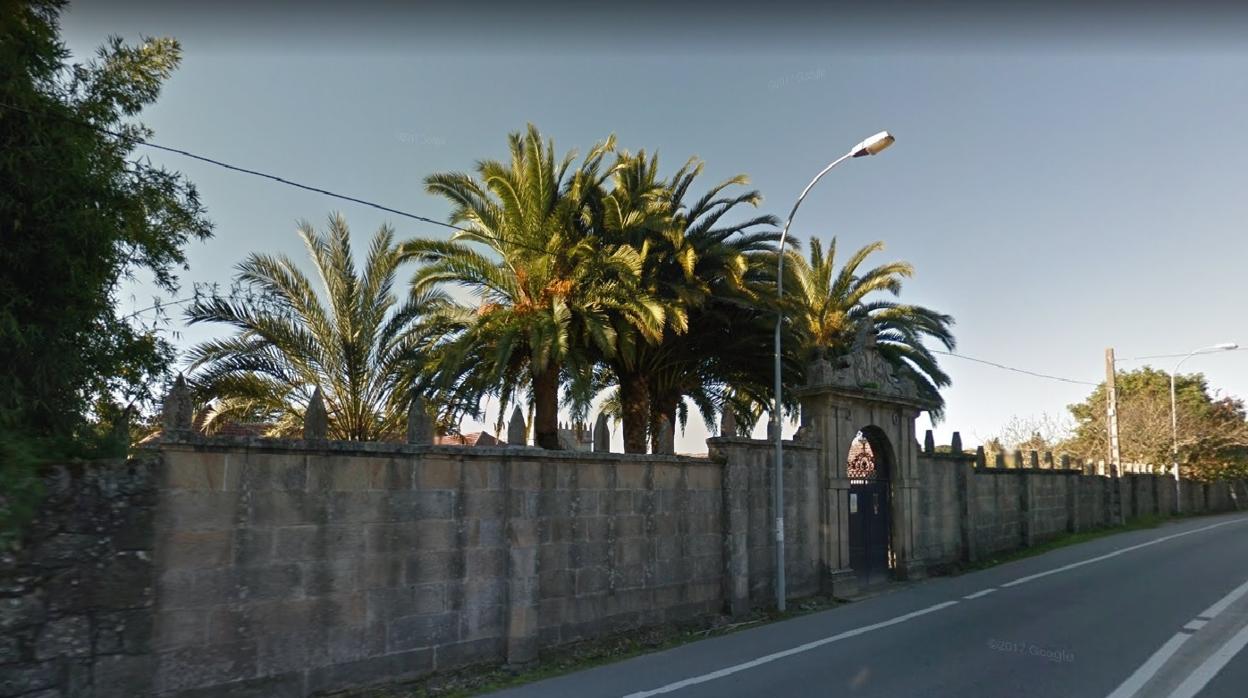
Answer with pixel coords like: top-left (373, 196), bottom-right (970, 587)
top-left (406, 396), bottom-right (432, 445)
top-left (1012, 450), bottom-right (1024, 469)
top-left (1029, 450), bottom-right (1040, 469)
top-left (950, 432), bottom-right (963, 455)
top-left (923, 430), bottom-right (935, 455)
top-left (1060, 454), bottom-right (1071, 470)
top-left (975, 446), bottom-right (986, 468)
top-left (1043, 451), bottom-right (1055, 469)
top-left (161, 374), bottom-right (194, 436)
top-left (507, 406), bottom-right (526, 447)
top-left (593, 412), bottom-right (610, 452)
top-left (720, 409), bottom-right (738, 438)
top-left (304, 387), bottom-right (328, 440)
top-left (994, 451), bottom-right (1006, 469)
top-left (655, 414), bottom-right (674, 455)
top-left (794, 424), bottom-right (811, 442)
top-left (806, 356), bottom-right (834, 387)
top-left (766, 419), bottom-right (779, 442)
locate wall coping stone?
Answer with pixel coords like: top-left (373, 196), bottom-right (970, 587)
top-left (705, 436), bottom-right (821, 451)
top-left (142, 434), bottom-right (714, 464)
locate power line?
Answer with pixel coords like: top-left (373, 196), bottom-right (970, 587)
top-left (932, 350), bottom-right (1098, 386)
top-left (0, 100), bottom-right (553, 256)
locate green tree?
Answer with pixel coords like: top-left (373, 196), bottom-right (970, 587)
top-left (786, 238), bottom-right (955, 410)
top-left (593, 152), bottom-right (782, 452)
top-left (186, 215), bottom-right (445, 441)
top-left (1065, 367), bottom-right (1248, 479)
top-left (1, 1), bottom-right (210, 537)
top-left (404, 125), bottom-right (666, 449)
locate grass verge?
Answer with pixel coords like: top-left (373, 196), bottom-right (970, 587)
top-left (332, 595), bottom-right (842, 698)
top-left (958, 511), bottom-right (1207, 573)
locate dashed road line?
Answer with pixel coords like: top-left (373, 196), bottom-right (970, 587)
top-left (964, 589), bottom-right (997, 600)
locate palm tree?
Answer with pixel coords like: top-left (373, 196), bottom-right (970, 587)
top-left (402, 125), bottom-right (666, 449)
top-left (594, 152), bottom-right (782, 451)
top-left (185, 214), bottom-right (446, 440)
top-left (786, 237), bottom-right (955, 410)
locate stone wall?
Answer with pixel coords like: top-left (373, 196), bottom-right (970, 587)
top-left (1, 460), bottom-right (159, 698)
top-left (149, 437), bottom-right (726, 696)
top-left (6, 431), bottom-right (1244, 697)
top-left (706, 438), bottom-right (821, 608)
top-left (916, 436), bottom-right (1243, 568)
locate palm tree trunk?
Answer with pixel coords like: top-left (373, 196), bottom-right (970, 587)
top-left (532, 365), bottom-right (561, 450)
top-left (619, 371), bottom-right (650, 454)
top-left (649, 391), bottom-right (679, 454)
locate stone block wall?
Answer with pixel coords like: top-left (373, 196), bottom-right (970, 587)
top-left (138, 438), bottom-right (730, 696)
top-left (1, 460), bottom-right (159, 698)
top-left (916, 436), bottom-right (1243, 569)
top-left (914, 459), bottom-right (960, 563)
top-left (7, 432), bottom-right (1243, 697)
top-left (706, 438), bottom-right (821, 608)
top-left (971, 471), bottom-right (1023, 557)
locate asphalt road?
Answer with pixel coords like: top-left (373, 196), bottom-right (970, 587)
top-left (492, 512), bottom-right (1248, 698)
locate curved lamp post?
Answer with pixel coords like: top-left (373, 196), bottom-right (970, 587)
top-left (1170, 342), bottom-right (1238, 513)
top-left (772, 131), bottom-right (895, 611)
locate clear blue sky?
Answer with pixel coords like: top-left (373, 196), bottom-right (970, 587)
top-left (63, 3), bottom-right (1248, 453)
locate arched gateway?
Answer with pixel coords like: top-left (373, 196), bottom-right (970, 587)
top-left (847, 427), bottom-right (894, 584)
top-left (796, 328), bottom-right (937, 595)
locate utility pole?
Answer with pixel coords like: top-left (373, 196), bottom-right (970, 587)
top-left (1105, 348), bottom-right (1122, 476)
top-left (1105, 347), bottom-right (1123, 524)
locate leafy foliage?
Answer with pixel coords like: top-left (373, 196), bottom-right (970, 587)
top-left (786, 238), bottom-right (955, 411)
top-left (591, 151), bottom-right (783, 451)
top-left (403, 125), bottom-right (666, 449)
top-left (186, 215), bottom-right (447, 441)
top-left (0, 1), bottom-right (210, 540)
top-left (1065, 367), bottom-right (1248, 480)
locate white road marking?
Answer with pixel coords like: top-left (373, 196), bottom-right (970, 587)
top-left (1104, 633), bottom-right (1192, 698)
top-left (1167, 622), bottom-right (1248, 698)
top-left (620, 601), bottom-right (959, 698)
top-left (1105, 571), bottom-right (1248, 697)
top-left (613, 516), bottom-right (1246, 698)
top-left (1197, 576), bottom-right (1248, 619)
top-left (1002, 519), bottom-right (1246, 588)
top-left (964, 589), bottom-right (997, 600)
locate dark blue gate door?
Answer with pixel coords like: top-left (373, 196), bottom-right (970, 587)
top-left (848, 478), bottom-right (890, 584)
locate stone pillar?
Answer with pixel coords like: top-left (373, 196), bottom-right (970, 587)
top-left (1019, 467), bottom-right (1034, 547)
top-left (956, 456), bottom-right (978, 564)
top-left (891, 412), bottom-right (925, 580)
top-left (303, 386), bottom-right (328, 440)
top-left (1065, 470), bottom-right (1079, 533)
top-left (717, 442), bottom-right (751, 617)
top-left (161, 374), bottom-right (193, 437)
top-left (503, 457), bottom-right (540, 666)
top-left (406, 396), bottom-right (432, 445)
top-left (592, 412), bottom-right (610, 453)
top-left (507, 407), bottom-right (527, 447)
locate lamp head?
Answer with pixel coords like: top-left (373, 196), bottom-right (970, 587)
top-left (1214, 342), bottom-right (1239, 351)
top-left (851, 131), bottom-right (895, 158)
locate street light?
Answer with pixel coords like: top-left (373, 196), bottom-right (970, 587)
top-left (772, 130), bottom-right (895, 612)
top-left (1170, 342), bottom-right (1238, 513)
